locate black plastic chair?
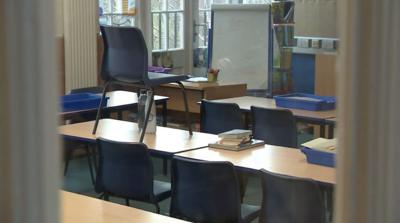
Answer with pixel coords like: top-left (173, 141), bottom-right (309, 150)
top-left (259, 169), bottom-right (326, 223)
top-left (95, 138), bottom-right (171, 213)
top-left (251, 106), bottom-right (297, 148)
top-left (170, 156), bottom-right (260, 223)
top-left (200, 99), bottom-right (244, 134)
top-left (93, 26), bottom-right (192, 142)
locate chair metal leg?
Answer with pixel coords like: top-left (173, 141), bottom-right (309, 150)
top-left (90, 144), bottom-right (98, 173)
top-left (176, 81), bottom-right (193, 135)
top-left (92, 82), bottom-right (110, 134)
top-left (63, 149), bottom-right (72, 176)
top-left (139, 89), bottom-right (154, 143)
top-left (162, 158), bottom-right (168, 175)
top-left (104, 194), bottom-right (110, 201)
top-left (154, 203), bottom-right (160, 214)
top-left (84, 146), bottom-right (95, 186)
top-left (125, 199), bottom-right (130, 206)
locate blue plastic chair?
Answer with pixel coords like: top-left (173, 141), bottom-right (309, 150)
top-left (93, 26), bottom-right (192, 142)
top-left (259, 169), bottom-right (326, 223)
top-left (95, 138), bottom-right (171, 213)
top-left (251, 106), bottom-right (298, 148)
top-left (170, 156), bottom-right (260, 223)
top-left (200, 99), bottom-right (244, 134)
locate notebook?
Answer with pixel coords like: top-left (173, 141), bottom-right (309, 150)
top-left (218, 129), bottom-right (252, 139)
top-left (209, 139), bottom-right (265, 151)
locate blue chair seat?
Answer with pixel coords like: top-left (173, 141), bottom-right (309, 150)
top-left (241, 204), bottom-right (261, 222)
top-left (153, 180), bottom-right (171, 202)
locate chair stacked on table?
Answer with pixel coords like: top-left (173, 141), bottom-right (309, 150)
top-left (93, 25), bottom-right (192, 143)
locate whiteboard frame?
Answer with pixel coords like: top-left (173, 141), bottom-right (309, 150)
top-left (209, 4), bottom-right (273, 96)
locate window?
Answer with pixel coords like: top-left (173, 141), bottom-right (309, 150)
top-left (99, 0), bottom-right (136, 27)
top-left (151, 0), bottom-right (184, 51)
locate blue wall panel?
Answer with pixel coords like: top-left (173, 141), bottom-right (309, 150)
top-left (292, 53), bottom-right (315, 94)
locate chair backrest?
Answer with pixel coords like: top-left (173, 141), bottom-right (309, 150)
top-left (259, 169), bottom-right (326, 223)
top-left (100, 26), bottom-right (148, 84)
top-left (251, 106), bottom-right (297, 147)
top-left (95, 138), bottom-right (154, 200)
top-left (200, 100), bottom-right (244, 134)
top-left (170, 156), bottom-right (242, 223)
top-left (70, 86), bottom-right (104, 94)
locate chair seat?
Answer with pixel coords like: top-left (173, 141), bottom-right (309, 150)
top-left (147, 72), bottom-right (189, 86)
top-left (241, 203), bottom-right (261, 223)
top-left (153, 180), bottom-right (171, 202)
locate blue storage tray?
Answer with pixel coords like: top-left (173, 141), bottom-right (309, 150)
top-left (274, 93), bottom-right (336, 111)
top-left (300, 147), bottom-right (335, 167)
top-left (61, 93), bottom-right (108, 112)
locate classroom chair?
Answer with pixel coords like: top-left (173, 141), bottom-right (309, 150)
top-left (251, 106), bottom-right (298, 148)
top-left (93, 26), bottom-right (192, 142)
top-left (200, 99), bottom-right (245, 134)
top-left (95, 138), bottom-right (171, 213)
top-left (63, 86), bottom-right (104, 184)
top-left (259, 169), bottom-right (326, 223)
top-left (170, 156), bottom-right (260, 223)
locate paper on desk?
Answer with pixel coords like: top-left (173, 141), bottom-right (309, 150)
top-left (301, 138), bottom-right (337, 153)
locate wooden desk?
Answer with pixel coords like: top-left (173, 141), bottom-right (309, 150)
top-left (62, 191), bottom-right (188, 223)
top-left (61, 91), bottom-right (169, 126)
top-left (210, 96), bottom-right (336, 137)
top-left (176, 145), bottom-right (335, 185)
top-left (59, 119), bottom-right (218, 155)
top-left (155, 82), bottom-right (246, 113)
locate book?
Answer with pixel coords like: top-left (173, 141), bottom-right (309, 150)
top-left (209, 139), bottom-right (265, 151)
top-left (218, 129), bottom-right (252, 139)
top-left (220, 136), bottom-right (251, 144)
top-left (301, 138), bottom-right (336, 153)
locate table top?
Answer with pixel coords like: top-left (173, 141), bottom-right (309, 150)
top-left (211, 96), bottom-right (336, 120)
top-left (162, 81), bottom-right (247, 91)
top-left (176, 145), bottom-right (335, 184)
top-left (62, 191), bottom-right (188, 223)
top-left (59, 119), bottom-right (218, 154)
top-left (61, 91), bottom-right (169, 117)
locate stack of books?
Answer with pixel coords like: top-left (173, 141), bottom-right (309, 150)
top-left (209, 129), bottom-right (265, 151)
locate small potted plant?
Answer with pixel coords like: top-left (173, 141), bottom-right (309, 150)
top-left (207, 68), bottom-right (220, 82)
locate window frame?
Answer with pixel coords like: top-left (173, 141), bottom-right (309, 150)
top-left (151, 0), bottom-right (185, 51)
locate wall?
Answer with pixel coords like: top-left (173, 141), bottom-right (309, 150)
top-left (294, 0), bottom-right (337, 38)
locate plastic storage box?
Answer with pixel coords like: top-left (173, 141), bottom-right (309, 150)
top-left (148, 66), bottom-right (172, 73)
top-left (300, 147), bottom-right (335, 167)
top-left (61, 93), bottom-right (108, 112)
top-left (274, 93), bottom-right (336, 111)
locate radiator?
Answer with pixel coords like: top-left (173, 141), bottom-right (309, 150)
top-left (63, 0), bottom-right (98, 93)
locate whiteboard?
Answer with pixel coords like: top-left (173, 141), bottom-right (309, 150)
top-left (211, 4), bottom-right (270, 90)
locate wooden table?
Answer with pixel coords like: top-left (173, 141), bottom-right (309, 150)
top-left (61, 91), bottom-right (169, 126)
top-left (176, 145), bottom-right (335, 185)
top-left (155, 81), bottom-right (246, 113)
top-left (210, 96), bottom-right (336, 137)
top-left (59, 119), bottom-right (218, 155)
top-left (62, 191), bottom-right (188, 223)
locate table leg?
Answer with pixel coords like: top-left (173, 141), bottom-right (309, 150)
top-left (319, 124), bottom-right (326, 138)
top-left (328, 124), bottom-right (334, 139)
top-left (117, 111), bottom-right (123, 120)
top-left (162, 101), bottom-right (167, 127)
